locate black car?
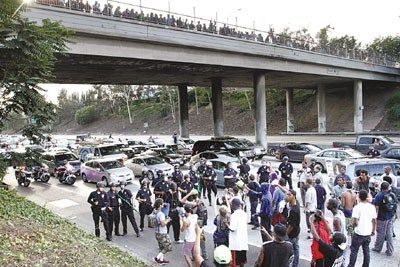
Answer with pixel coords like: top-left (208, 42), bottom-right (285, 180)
top-left (144, 148), bottom-right (188, 166)
top-left (192, 137), bottom-right (255, 160)
top-left (380, 146), bottom-right (400, 160)
top-left (275, 143), bottom-right (322, 162)
top-left (41, 151), bottom-right (81, 176)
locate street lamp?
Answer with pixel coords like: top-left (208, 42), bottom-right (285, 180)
top-left (13, 0), bottom-right (33, 17)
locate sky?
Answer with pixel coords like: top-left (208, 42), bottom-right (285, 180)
top-left (40, 0), bottom-right (400, 103)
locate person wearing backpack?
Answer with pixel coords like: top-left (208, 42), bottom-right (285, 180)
top-left (213, 205), bottom-right (230, 247)
top-left (371, 181), bottom-right (397, 256)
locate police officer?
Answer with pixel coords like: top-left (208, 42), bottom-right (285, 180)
top-left (107, 182), bottom-right (121, 237)
top-left (203, 161), bottom-right (217, 206)
top-left (367, 145), bottom-right (380, 157)
top-left (87, 182), bottom-right (111, 241)
top-left (223, 162), bottom-right (237, 189)
top-left (257, 160), bottom-right (271, 184)
top-left (197, 158), bottom-right (207, 199)
top-left (278, 156), bottom-right (294, 189)
top-left (117, 180), bottom-right (140, 237)
top-left (154, 173), bottom-right (171, 215)
top-left (188, 164), bottom-right (199, 186)
top-left (151, 169), bottom-right (164, 187)
top-left (135, 180), bottom-right (152, 231)
top-left (179, 174), bottom-right (194, 200)
top-left (171, 165), bottom-right (183, 187)
top-left (238, 158), bottom-right (251, 184)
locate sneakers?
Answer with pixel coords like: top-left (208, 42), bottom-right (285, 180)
top-left (140, 228), bottom-right (144, 232)
top-left (175, 240), bottom-right (184, 244)
top-left (154, 258), bottom-right (168, 265)
top-left (136, 233), bottom-right (141, 237)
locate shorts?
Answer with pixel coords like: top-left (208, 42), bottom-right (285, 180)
top-left (231, 250), bottom-right (247, 265)
top-left (182, 241), bottom-right (195, 256)
top-left (155, 233), bottom-right (172, 253)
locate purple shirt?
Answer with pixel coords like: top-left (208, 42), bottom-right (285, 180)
top-left (314, 184), bottom-right (326, 209)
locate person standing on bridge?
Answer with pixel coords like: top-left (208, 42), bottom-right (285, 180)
top-left (87, 182), bottom-right (111, 241)
top-left (278, 156), bottom-right (294, 189)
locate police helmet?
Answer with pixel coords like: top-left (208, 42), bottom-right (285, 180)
top-left (109, 182), bottom-right (117, 187)
top-left (174, 164), bottom-right (180, 169)
top-left (241, 158), bottom-right (248, 164)
top-left (96, 181), bottom-right (105, 188)
top-left (119, 180), bottom-right (127, 186)
top-left (156, 169), bottom-right (163, 175)
top-left (283, 156), bottom-right (289, 161)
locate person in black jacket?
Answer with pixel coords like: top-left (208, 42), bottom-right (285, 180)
top-left (247, 174), bottom-right (260, 227)
top-left (167, 182), bottom-right (183, 243)
top-left (87, 182), bottom-right (111, 241)
top-left (278, 156), bottom-right (294, 189)
top-left (118, 180), bottom-right (141, 237)
top-left (106, 182), bottom-right (121, 237)
top-left (135, 180), bottom-right (153, 231)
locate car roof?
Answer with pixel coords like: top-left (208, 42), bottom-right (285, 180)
top-left (86, 158), bottom-right (121, 163)
top-left (132, 155), bottom-right (158, 159)
top-left (319, 147), bottom-right (358, 152)
top-left (208, 158), bottom-right (236, 164)
top-left (340, 157), bottom-right (400, 164)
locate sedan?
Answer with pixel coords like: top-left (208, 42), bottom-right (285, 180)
top-left (304, 148), bottom-right (365, 172)
top-left (125, 156), bottom-right (174, 180)
top-left (380, 146), bottom-right (400, 160)
top-left (275, 143), bottom-right (322, 162)
top-left (189, 151), bottom-right (239, 165)
top-left (81, 159), bottom-right (134, 186)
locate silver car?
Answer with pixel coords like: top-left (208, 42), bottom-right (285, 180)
top-left (304, 148), bottom-right (365, 173)
top-left (125, 155), bottom-right (173, 180)
top-left (190, 151), bottom-right (239, 166)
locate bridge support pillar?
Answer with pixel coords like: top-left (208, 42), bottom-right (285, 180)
top-left (317, 84), bottom-right (327, 134)
top-left (178, 84), bottom-right (189, 138)
top-left (354, 80), bottom-right (363, 133)
top-left (285, 88), bottom-right (295, 133)
top-left (254, 73), bottom-right (267, 148)
top-left (211, 78), bottom-right (224, 137)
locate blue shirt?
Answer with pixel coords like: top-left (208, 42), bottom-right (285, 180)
top-left (372, 191), bottom-right (396, 221)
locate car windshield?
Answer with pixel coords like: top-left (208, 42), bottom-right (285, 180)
top-left (224, 141), bottom-right (244, 149)
top-left (303, 144), bottom-right (322, 153)
top-left (143, 157), bottom-right (164, 165)
top-left (239, 139), bottom-right (254, 147)
top-left (99, 146), bottom-right (122, 155)
top-left (101, 161), bottom-right (123, 170)
top-left (382, 136), bottom-right (395, 144)
top-left (55, 153), bottom-right (78, 162)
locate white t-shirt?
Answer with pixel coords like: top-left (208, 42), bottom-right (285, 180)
top-left (298, 167), bottom-right (311, 183)
top-left (155, 211), bottom-right (168, 234)
top-left (305, 186), bottom-right (317, 212)
top-left (333, 210), bottom-right (347, 236)
top-left (380, 173), bottom-right (397, 187)
top-left (352, 202), bottom-right (377, 236)
top-left (183, 214), bottom-right (198, 242)
top-left (229, 209), bottom-right (248, 251)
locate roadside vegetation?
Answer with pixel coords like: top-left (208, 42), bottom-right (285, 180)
top-left (0, 189), bottom-right (148, 266)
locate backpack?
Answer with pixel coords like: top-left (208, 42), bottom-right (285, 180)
top-left (382, 192), bottom-right (397, 212)
top-left (148, 210), bottom-right (160, 228)
top-left (195, 199), bottom-right (208, 226)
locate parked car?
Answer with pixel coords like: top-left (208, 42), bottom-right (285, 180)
top-left (332, 135), bottom-right (400, 154)
top-left (166, 144), bottom-right (192, 157)
top-left (304, 148), bottom-right (365, 172)
top-left (147, 136), bottom-right (165, 147)
top-left (80, 158), bottom-right (133, 186)
top-left (236, 138), bottom-right (268, 159)
top-left (78, 144), bottom-right (128, 162)
top-left (275, 143), bottom-right (322, 162)
top-left (380, 146), bottom-right (400, 160)
top-left (143, 147), bottom-right (188, 166)
top-left (126, 140), bottom-right (150, 154)
top-left (113, 142), bottom-right (135, 159)
top-left (333, 158), bottom-right (400, 199)
top-left (192, 137), bottom-right (255, 160)
top-left (190, 151), bottom-right (239, 165)
top-left (41, 151), bottom-right (81, 176)
top-left (178, 138), bottom-right (195, 150)
top-left (194, 158), bottom-right (239, 188)
top-left (125, 155), bottom-right (174, 180)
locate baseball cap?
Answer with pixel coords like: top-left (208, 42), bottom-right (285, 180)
top-left (214, 245), bottom-right (231, 264)
top-left (273, 223), bottom-right (288, 241)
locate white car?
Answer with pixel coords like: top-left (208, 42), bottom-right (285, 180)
top-left (125, 155), bottom-right (174, 180)
top-left (190, 151), bottom-right (239, 166)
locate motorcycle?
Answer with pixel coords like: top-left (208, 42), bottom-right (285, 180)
top-left (14, 166), bottom-right (32, 187)
top-left (55, 166), bottom-right (76, 185)
top-left (32, 165), bottom-right (51, 183)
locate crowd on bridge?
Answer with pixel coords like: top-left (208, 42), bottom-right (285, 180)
top-left (87, 148), bottom-right (398, 267)
top-left (34, 0), bottom-right (394, 66)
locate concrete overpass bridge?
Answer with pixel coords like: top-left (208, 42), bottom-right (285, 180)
top-left (22, 3), bottom-right (400, 147)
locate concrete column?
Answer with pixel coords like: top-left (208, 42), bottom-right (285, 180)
top-left (253, 73), bottom-right (267, 148)
top-left (211, 78), bottom-right (224, 137)
top-left (178, 84), bottom-right (189, 138)
top-left (317, 84), bottom-right (327, 134)
top-left (354, 80), bottom-right (363, 133)
top-left (285, 88), bottom-right (295, 133)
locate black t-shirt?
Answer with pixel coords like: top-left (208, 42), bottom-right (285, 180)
top-left (287, 204), bottom-right (300, 238)
top-left (261, 240), bottom-right (293, 267)
top-left (317, 240), bottom-right (343, 267)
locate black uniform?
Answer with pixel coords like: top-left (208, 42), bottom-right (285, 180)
top-left (257, 166), bottom-right (271, 184)
top-left (172, 170), bottom-right (184, 187)
top-left (167, 190), bottom-right (181, 242)
top-left (197, 164), bottom-right (207, 198)
top-left (189, 170), bottom-right (199, 185)
top-left (367, 148), bottom-right (380, 157)
top-left (179, 180), bottom-right (194, 199)
top-left (278, 162), bottom-right (294, 189)
top-left (154, 180), bottom-right (170, 201)
top-left (223, 167), bottom-right (238, 189)
top-left (106, 190), bottom-right (120, 236)
top-left (87, 190), bottom-right (111, 239)
top-left (135, 187), bottom-right (152, 230)
top-left (117, 188), bottom-right (140, 235)
top-left (203, 166), bottom-right (217, 205)
top-left (238, 163), bottom-right (251, 184)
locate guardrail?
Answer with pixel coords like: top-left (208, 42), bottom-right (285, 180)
top-left (32, 0), bottom-right (398, 68)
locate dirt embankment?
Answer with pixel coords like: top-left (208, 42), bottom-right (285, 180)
top-left (52, 83), bottom-right (400, 135)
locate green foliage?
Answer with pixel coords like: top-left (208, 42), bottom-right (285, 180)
top-left (293, 89), bottom-right (315, 104)
top-left (0, 149), bottom-right (42, 183)
top-left (0, 189), bottom-right (147, 266)
top-left (329, 35), bottom-right (361, 50)
top-left (316, 25), bottom-right (334, 47)
top-left (266, 88), bottom-right (285, 108)
top-left (386, 92), bottom-right (400, 120)
top-left (368, 36), bottom-right (400, 61)
top-left (74, 105), bottom-right (99, 125)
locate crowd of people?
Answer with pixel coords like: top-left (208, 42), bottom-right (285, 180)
top-left (86, 152), bottom-right (398, 266)
top-left (34, 0), bottom-right (395, 66)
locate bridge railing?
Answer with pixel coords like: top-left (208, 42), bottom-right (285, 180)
top-left (31, 0), bottom-right (398, 68)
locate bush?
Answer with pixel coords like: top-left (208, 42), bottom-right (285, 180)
top-left (74, 105), bottom-right (99, 125)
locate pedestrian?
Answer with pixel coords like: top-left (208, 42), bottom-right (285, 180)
top-left (238, 158), bottom-right (250, 184)
top-left (354, 169), bottom-right (370, 192)
top-left (213, 205), bottom-right (230, 247)
top-left (327, 198), bottom-right (347, 236)
top-left (223, 162), bottom-right (237, 189)
top-left (313, 165), bottom-right (323, 183)
top-left (284, 189), bottom-right (301, 267)
top-left (278, 156), bottom-right (294, 189)
top-left (167, 182), bottom-right (183, 244)
top-left (381, 166), bottom-right (397, 188)
top-left (310, 210), bottom-right (332, 267)
top-left (255, 224), bottom-right (294, 267)
top-left (203, 161), bottom-right (217, 206)
top-left (135, 179), bottom-right (153, 231)
top-left (247, 182), bottom-right (272, 234)
top-left (172, 164), bottom-right (183, 188)
top-left (107, 182), bottom-right (121, 237)
top-left (314, 178), bottom-right (327, 212)
top-left (153, 198), bottom-right (172, 265)
top-left (257, 160), bottom-right (271, 184)
top-left (118, 180), bottom-right (141, 237)
top-left (347, 189), bottom-right (377, 267)
top-left (181, 203), bottom-right (198, 267)
top-left (172, 131), bottom-right (178, 144)
top-left (305, 177), bottom-right (317, 239)
top-left (228, 198), bottom-right (248, 267)
top-left (154, 173), bottom-right (171, 215)
top-left (371, 181), bottom-right (397, 256)
top-left (247, 174), bottom-right (260, 227)
top-left (297, 161), bottom-right (312, 206)
top-left (334, 166), bottom-right (351, 186)
top-left (332, 177), bottom-right (346, 199)
top-left (309, 213), bottom-right (347, 267)
top-left (179, 174), bottom-right (194, 200)
top-left (341, 181), bottom-right (357, 236)
top-left (87, 182), bottom-right (111, 241)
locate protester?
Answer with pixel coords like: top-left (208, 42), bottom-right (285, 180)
top-left (309, 210), bottom-right (331, 267)
top-left (284, 189), bottom-right (301, 267)
top-left (313, 165), bottom-right (323, 184)
top-left (153, 198), bottom-right (172, 265)
top-left (381, 166), bottom-right (397, 187)
top-left (247, 174), bottom-right (260, 227)
top-left (246, 182), bottom-right (272, 235)
top-left (334, 166), bottom-right (351, 186)
top-left (304, 177), bottom-right (317, 239)
top-left (181, 203), bottom-right (198, 267)
top-left (332, 177), bottom-right (346, 199)
top-left (314, 178), bottom-right (327, 212)
top-left (213, 205), bottom-right (230, 247)
top-left (167, 182), bottom-right (183, 244)
top-left (327, 198), bottom-right (347, 236)
top-left (297, 161), bottom-right (312, 206)
top-left (228, 198), bottom-right (248, 267)
top-left (271, 178), bottom-right (286, 226)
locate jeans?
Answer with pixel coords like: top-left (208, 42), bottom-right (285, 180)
top-left (167, 208), bottom-right (181, 241)
top-left (250, 200), bottom-right (259, 226)
top-left (347, 233), bottom-right (371, 267)
top-left (260, 215), bottom-right (271, 243)
top-left (373, 218), bottom-right (394, 255)
top-left (289, 236), bottom-right (299, 267)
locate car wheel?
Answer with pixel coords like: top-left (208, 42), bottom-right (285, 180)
top-left (269, 148), bottom-right (276, 156)
top-left (102, 177), bottom-right (109, 187)
top-left (147, 171), bottom-right (154, 181)
top-left (82, 173), bottom-right (88, 183)
top-left (315, 163), bottom-right (325, 173)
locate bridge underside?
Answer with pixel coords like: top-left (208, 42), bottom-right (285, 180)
top-left (54, 54), bottom-right (353, 88)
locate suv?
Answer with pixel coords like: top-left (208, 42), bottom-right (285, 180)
top-left (78, 144), bottom-right (128, 162)
top-left (192, 137), bottom-right (255, 160)
top-left (41, 151), bottom-right (81, 176)
top-left (275, 143), bottom-right (322, 162)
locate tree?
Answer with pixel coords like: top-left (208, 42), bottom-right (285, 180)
top-left (316, 25), bottom-right (334, 49)
top-left (368, 36), bottom-right (400, 61)
top-left (109, 85), bottom-right (135, 124)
